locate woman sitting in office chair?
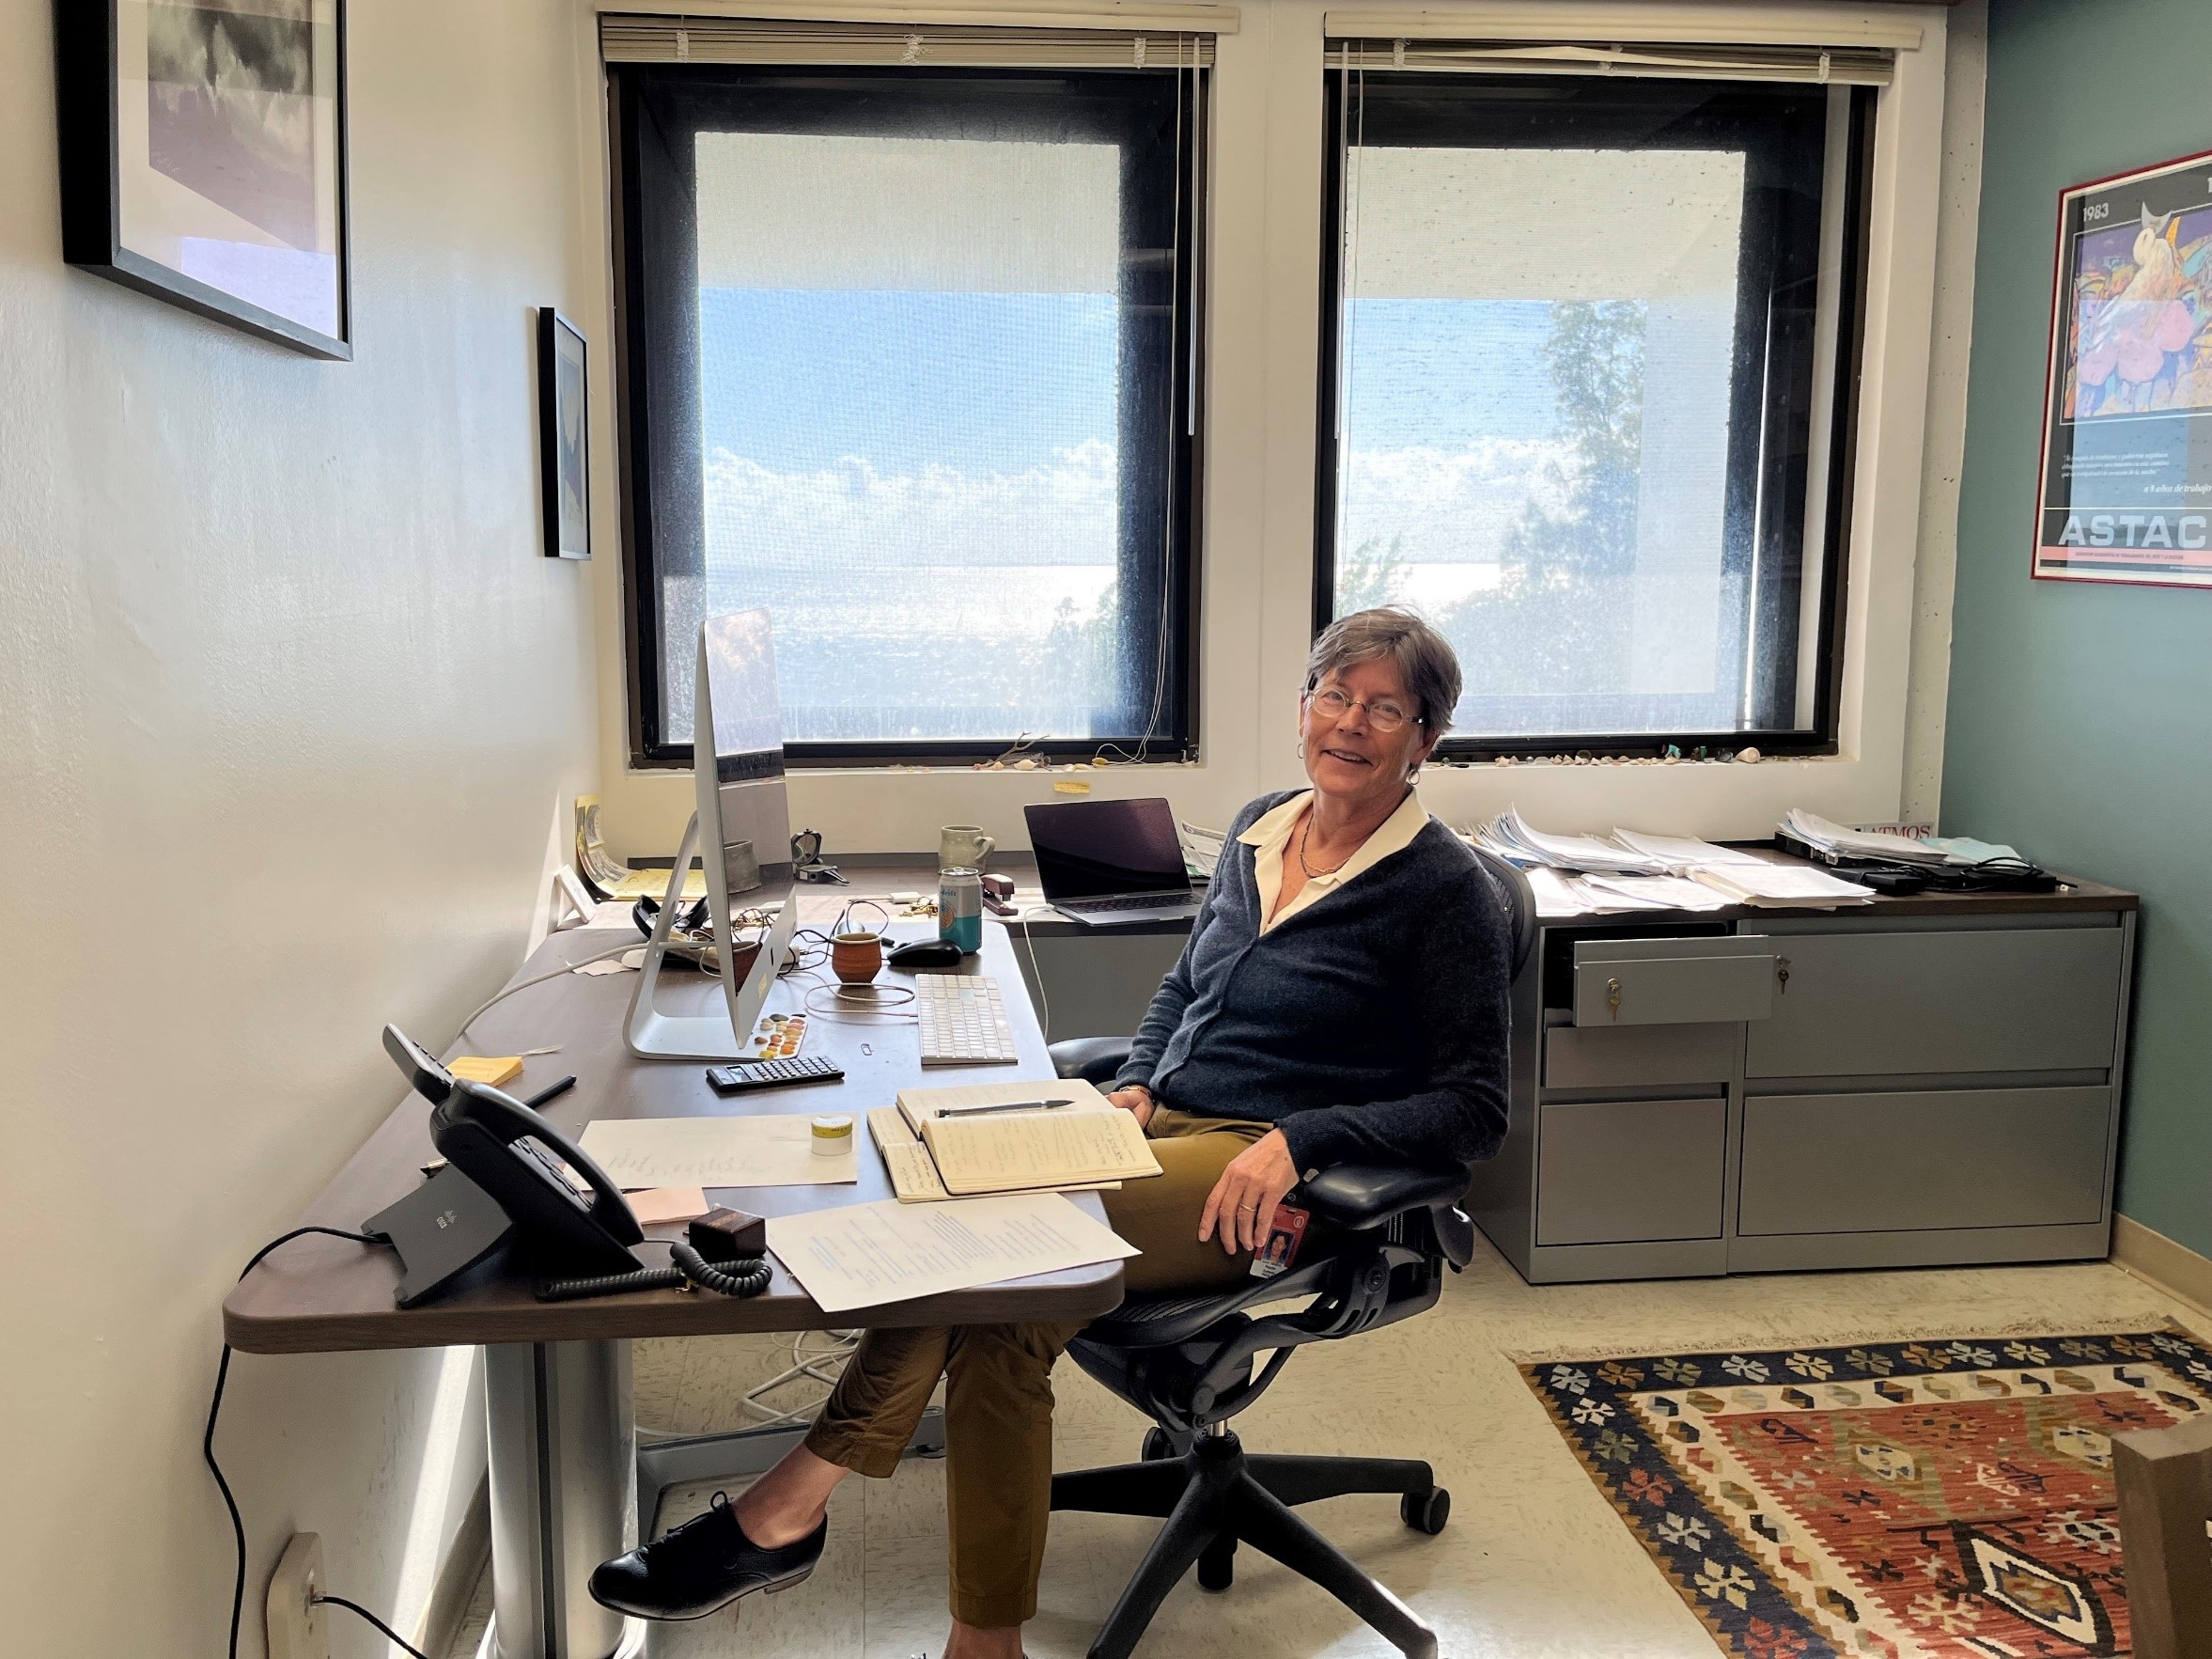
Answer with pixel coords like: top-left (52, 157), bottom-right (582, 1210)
top-left (589, 607), bottom-right (1514, 1658)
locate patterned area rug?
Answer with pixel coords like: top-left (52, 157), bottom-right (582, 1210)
top-left (1522, 1326), bottom-right (2212, 1658)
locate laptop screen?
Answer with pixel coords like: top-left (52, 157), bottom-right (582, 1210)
top-left (1025, 798), bottom-right (1192, 901)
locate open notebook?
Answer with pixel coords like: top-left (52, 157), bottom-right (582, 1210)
top-left (868, 1079), bottom-right (1161, 1201)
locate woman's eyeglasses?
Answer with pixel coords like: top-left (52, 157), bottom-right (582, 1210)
top-left (1305, 686), bottom-right (1421, 733)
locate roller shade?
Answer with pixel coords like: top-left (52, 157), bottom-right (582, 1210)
top-left (602, 10), bottom-right (1223, 67)
top-left (1324, 8), bottom-right (1920, 49)
top-left (1325, 37), bottom-right (1892, 84)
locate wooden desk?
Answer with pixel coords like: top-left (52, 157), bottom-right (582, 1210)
top-left (225, 915), bottom-right (1116, 1659)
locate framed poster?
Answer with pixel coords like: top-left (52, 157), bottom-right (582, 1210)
top-left (2035, 148), bottom-right (2212, 586)
top-left (55, 0), bottom-right (351, 360)
top-left (539, 310), bottom-right (591, 560)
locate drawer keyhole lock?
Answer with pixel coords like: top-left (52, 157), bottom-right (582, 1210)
top-left (1776, 957), bottom-right (1791, 995)
top-left (1606, 977), bottom-right (1622, 1020)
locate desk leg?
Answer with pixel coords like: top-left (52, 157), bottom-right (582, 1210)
top-left (484, 1340), bottom-right (642, 1659)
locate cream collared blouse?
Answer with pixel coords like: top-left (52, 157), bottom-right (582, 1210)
top-left (1238, 788), bottom-right (1430, 932)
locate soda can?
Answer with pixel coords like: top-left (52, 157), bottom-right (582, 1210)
top-left (938, 866), bottom-right (983, 954)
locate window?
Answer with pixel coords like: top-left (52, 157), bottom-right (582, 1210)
top-left (608, 22), bottom-right (1207, 766)
top-left (1316, 52), bottom-right (1875, 755)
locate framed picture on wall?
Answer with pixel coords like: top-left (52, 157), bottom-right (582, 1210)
top-left (55, 0), bottom-right (352, 360)
top-left (2034, 147), bottom-right (2212, 586)
top-left (539, 309), bottom-right (591, 560)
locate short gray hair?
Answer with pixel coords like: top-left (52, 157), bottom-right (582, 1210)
top-left (1304, 607), bottom-right (1462, 735)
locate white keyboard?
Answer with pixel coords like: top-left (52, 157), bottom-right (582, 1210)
top-left (914, 975), bottom-right (1021, 1066)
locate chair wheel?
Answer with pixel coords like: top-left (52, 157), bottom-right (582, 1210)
top-left (1401, 1486), bottom-right (1450, 1535)
top-left (1141, 1428), bottom-right (1178, 1462)
top-left (1197, 1539), bottom-right (1236, 1591)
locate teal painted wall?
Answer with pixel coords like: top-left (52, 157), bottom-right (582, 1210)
top-left (1943, 0), bottom-right (2212, 1256)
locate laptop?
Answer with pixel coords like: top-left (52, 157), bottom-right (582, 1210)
top-left (1024, 797), bottom-right (1204, 925)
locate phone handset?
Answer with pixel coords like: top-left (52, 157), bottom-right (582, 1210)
top-left (382, 1025), bottom-right (642, 1276)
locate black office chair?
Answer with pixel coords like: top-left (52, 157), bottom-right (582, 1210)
top-left (1044, 848), bottom-right (1535, 1659)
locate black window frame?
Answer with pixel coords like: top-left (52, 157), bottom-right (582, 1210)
top-left (1312, 70), bottom-right (1876, 759)
top-left (609, 61), bottom-right (1208, 771)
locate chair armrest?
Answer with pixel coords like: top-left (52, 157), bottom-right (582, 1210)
top-left (1296, 1165), bottom-right (1471, 1231)
top-left (1050, 1036), bottom-right (1135, 1084)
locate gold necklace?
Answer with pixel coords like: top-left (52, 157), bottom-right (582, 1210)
top-left (1296, 816), bottom-right (1352, 879)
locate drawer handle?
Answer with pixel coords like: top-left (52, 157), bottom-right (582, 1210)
top-left (1777, 956), bottom-right (1791, 995)
top-left (1607, 977), bottom-right (1622, 1021)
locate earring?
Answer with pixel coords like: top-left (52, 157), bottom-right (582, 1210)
top-left (1296, 739), bottom-right (1306, 760)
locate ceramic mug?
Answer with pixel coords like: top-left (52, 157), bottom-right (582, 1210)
top-left (830, 931), bottom-right (883, 985)
top-left (939, 824), bottom-right (995, 871)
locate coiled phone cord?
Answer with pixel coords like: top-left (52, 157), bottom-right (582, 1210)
top-left (537, 1240), bottom-right (772, 1302)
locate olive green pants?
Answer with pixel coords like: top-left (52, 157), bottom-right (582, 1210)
top-left (800, 1109), bottom-right (1271, 1627)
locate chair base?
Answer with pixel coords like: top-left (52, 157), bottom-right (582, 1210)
top-left (1050, 1432), bottom-right (1442, 1659)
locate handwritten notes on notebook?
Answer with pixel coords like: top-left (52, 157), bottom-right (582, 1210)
top-left (872, 1079), bottom-right (1161, 1198)
top-left (921, 1109), bottom-right (1158, 1195)
top-left (765, 1193), bottom-right (1137, 1314)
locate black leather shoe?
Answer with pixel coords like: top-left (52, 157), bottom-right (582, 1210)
top-left (589, 1491), bottom-right (827, 1620)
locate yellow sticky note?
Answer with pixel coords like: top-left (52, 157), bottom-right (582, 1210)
top-left (1053, 778), bottom-right (1093, 794)
top-left (450, 1056), bottom-right (523, 1087)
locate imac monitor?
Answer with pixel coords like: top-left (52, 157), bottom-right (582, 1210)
top-left (625, 609), bottom-right (799, 1059)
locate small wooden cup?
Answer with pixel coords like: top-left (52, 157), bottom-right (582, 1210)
top-left (831, 931), bottom-right (883, 985)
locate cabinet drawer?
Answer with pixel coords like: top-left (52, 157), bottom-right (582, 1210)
top-left (1737, 1088), bottom-right (2111, 1236)
top-left (1744, 928), bottom-right (2125, 1078)
top-left (1572, 943), bottom-right (1775, 1027)
top-left (1537, 1097), bottom-right (1726, 1245)
top-left (1545, 1023), bottom-right (1739, 1089)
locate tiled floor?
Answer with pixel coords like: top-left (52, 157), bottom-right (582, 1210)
top-left (446, 1241), bottom-right (2205, 1658)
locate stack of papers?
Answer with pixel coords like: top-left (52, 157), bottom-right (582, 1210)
top-left (1612, 830), bottom-right (1772, 870)
top-left (1472, 810), bottom-right (1874, 913)
top-left (1783, 810), bottom-right (2024, 870)
top-left (1689, 862), bottom-right (1874, 908)
top-left (1782, 809), bottom-right (1949, 866)
top-left (768, 1193), bottom-right (1138, 1315)
top-left (1475, 808), bottom-right (1671, 876)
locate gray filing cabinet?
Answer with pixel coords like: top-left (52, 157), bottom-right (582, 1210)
top-left (1465, 881), bottom-right (2138, 1282)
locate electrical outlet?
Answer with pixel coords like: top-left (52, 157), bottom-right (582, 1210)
top-left (265, 1532), bottom-right (327, 1659)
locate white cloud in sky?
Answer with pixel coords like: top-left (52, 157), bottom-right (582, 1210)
top-left (1339, 435), bottom-right (1571, 567)
top-left (704, 440), bottom-right (1118, 580)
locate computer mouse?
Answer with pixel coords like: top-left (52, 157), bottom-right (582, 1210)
top-left (888, 938), bottom-right (966, 969)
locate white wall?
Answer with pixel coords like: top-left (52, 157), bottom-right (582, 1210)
top-left (585, 0), bottom-right (1976, 864)
top-left (0, 3), bottom-right (602, 1654)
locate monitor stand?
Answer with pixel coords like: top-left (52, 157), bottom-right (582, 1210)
top-left (625, 813), bottom-right (791, 1060)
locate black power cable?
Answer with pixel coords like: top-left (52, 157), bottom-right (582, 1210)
top-left (215, 1223), bottom-right (770, 1655)
top-left (314, 1594), bottom-right (429, 1659)
top-left (209, 1226), bottom-right (428, 1659)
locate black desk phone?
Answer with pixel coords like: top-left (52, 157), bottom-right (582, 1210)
top-left (365, 1025), bottom-right (643, 1306)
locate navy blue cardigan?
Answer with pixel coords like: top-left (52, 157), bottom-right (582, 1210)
top-left (1114, 790), bottom-right (1512, 1174)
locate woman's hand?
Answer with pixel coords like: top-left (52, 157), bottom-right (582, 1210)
top-left (1105, 1085), bottom-right (1156, 1130)
top-left (1198, 1130), bottom-right (1300, 1255)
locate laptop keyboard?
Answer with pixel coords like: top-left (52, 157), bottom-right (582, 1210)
top-left (1067, 894), bottom-right (1188, 912)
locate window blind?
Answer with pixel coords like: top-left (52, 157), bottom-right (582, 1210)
top-left (601, 11), bottom-right (1223, 68)
top-left (1324, 37), bottom-right (1891, 85)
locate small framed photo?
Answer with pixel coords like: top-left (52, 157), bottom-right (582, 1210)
top-left (2034, 146), bottom-right (2212, 587)
top-left (55, 0), bottom-right (352, 359)
top-left (539, 309), bottom-right (591, 560)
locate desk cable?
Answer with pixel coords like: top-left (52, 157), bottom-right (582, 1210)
top-left (1014, 905), bottom-right (1060, 1041)
top-left (456, 940), bottom-right (646, 1038)
top-left (208, 1228), bottom-right (431, 1659)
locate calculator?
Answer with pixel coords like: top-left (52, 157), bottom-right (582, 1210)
top-left (705, 1056), bottom-right (846, 1093)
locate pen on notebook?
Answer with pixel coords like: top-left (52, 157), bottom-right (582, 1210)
top-left (940, 1097), bottom-right (1075, 1118)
